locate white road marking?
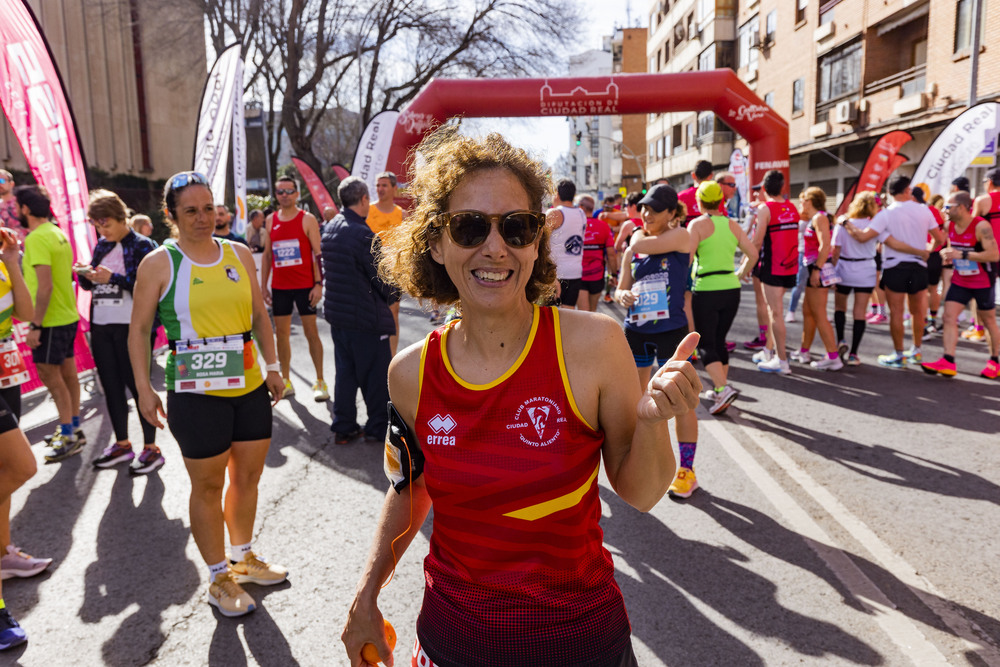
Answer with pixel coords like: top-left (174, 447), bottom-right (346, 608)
top-left (700, 416), bottom-right (960, 666)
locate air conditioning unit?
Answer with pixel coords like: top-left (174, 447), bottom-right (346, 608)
top-left (748, 31), bottom-right (761, 48)
top-left (835, 100), bottom-right (858, 123)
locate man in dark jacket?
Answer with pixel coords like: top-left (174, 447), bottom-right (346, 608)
top-left (321, 176), bottom-right (396, 444)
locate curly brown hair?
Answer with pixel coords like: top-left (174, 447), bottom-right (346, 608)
top-left (378, 126), bottom-right (557, 305)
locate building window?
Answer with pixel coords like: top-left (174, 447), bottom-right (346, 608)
top-left (697, 0), bottom-right (714, 22)
top-left (818, 41), bottom-right (862, 104)
top-left (819, 7), bottom-right (834, 25)
top-left (686, 122), bottom-right (696, 148)
top-left (766, 10), bottom-right (777, 43)
top-left (672, 124), bottom-right (683, 154)
top-left (649, 141), bottom-right (656, 161)
top-left (738, 16), bottom-right (760, 71)
top-left (698, 112), bottom-right (714, 137)
top-left (793, 78), bottom-right (805, 113)
top-left (764, 92), bottom-right (774, 107)
top-left (699, 44), bottom-right (716, 70)
top-left (796, 0), bottom-right (808, 23)
top-left (687, 13), bottom-right (696, 41)
top-left (954, 0), bottom-right (985, 52)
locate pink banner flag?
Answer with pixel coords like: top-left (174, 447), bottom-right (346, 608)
top-left (292, 156), bottom-right (338, 216)
top-left (1, 0), bottom-right (97, 386)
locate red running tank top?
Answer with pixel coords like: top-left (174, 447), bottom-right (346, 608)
top-left (269, 209), bottom-right (315, 289)
top-left (759, 201), bottom-right (800, 276)
top-left (413, 305), bottom-right (630, 666)
top-left (949, 217), bottom-right (992, 289)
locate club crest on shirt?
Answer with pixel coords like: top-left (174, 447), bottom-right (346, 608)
top-left (508, 396), bottom-right (566, 447)
top-left (224, 265), bottom-right (240, 283)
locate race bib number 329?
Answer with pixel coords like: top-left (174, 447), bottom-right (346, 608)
top-left (174, 338), bottom-right (246, 393)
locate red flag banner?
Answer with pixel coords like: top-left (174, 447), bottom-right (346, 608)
top-left (1, 0), bottom-right (97, 391)
top-left (331, 163), bottom-right (351, 182)
top-left (291, 156), bottom-right (337, 216)
top-left (836, 131), bottom-right (913, 217)
top-left (0, 0), bottom-right (94, 268)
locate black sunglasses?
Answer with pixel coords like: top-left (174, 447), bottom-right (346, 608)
top-left (275, 188), bottom-right (297, 195)
top-left (719, 181), bottom-right (736, 187)
top-left (435, 210), bottom-right (544, 248)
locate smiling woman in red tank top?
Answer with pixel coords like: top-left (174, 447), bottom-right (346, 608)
top-left (340, 127), bottom-right (702, 667)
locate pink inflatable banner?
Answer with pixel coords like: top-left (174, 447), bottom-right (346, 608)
top-left (292, 156), bottom-right (338, 216)
top-left (0, 0), bottom-right (97, 388)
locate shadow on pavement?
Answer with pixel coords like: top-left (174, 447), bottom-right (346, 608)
top-left (207, 583), bottom-right (297, 667)
top-left (737, 410), bottom-right (1000, 506)
top-left (7, 410), bottom-right (112, 616)
top-left (691, 488), bottom-right (1000, 658)
top-left (80, 471), bottom-right (199, 663)
top-left (600, 489), bottom-right (884, 665)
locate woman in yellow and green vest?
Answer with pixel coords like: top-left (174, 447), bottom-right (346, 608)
top-left (129, 172), bottom-right (285, 618)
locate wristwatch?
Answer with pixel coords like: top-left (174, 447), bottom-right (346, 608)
top-left (962, 250), bottom-right (969, 260)
top-left (29, 322), bottom-right (42, 331)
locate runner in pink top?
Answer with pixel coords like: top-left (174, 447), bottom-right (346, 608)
top-left (576, 195), bottom-right (617, 311)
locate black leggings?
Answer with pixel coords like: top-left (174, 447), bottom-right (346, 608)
top-left (90, 323), bottom-right (156, 445)
top-left (692, 288), bottom-right (741, 366)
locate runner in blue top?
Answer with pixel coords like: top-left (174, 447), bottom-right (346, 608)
top-left (615, 184), bottom-right (701, 498)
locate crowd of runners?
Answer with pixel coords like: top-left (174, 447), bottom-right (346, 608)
top-left (0, 150), bottom-right (996, 660)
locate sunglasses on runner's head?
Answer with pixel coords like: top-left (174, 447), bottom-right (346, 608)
top-left (275, 188), bottom-right (296, 195)
top-left (167, 171), bottom-right (209, 192)
top-left (435, 210), bottom-right (544, 248)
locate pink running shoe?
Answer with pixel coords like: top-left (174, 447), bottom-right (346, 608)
top-left (868, 313), bottom-right (888, 324)
top-left (981, 359), bottom-right (1000, 380)
top-left (920, 357), bottom-right (957, 377)
top-left (725, 341), bottom-right (736, 353)
top-left (743, 335), bottom-right (767, 350)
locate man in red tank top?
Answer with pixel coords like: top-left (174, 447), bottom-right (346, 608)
top-left (922, 191), bottom-right (1000, 378)
top-left (261, 176), bottom-right (327, 401)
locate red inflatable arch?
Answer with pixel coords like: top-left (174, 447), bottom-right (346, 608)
top-left (384, 70), bottom-right (789, 191)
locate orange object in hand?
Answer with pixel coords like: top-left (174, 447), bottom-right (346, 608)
top-left (361, 619), bottom-right (396, 664)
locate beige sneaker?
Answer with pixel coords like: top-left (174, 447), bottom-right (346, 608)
top-left (208, 571), bottom-right (256, 617)
top-left (231, 552), bottom-right (288, 586)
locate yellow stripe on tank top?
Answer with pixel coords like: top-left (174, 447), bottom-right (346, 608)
top-left (503, 464), bottom-right (600, 521)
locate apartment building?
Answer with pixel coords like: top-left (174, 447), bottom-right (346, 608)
top-left (645, 0), bottom-right (739, 189)
top-left (612, 27), bottom-right (650, 194)
top-left (568, 48), bottom-right (616, 195)
top-left (646, 0), bottom-right (999, 203)
top-left (1, 0), bottom-right (207, 181)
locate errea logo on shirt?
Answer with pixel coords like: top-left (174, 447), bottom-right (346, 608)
top-left (427, 413), bottom-right (457, 446)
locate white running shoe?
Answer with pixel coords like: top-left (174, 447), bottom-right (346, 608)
top-left (789, 349), bottom-right (813, 364)
top-left (709, 385), bottom-right (739, 415)
top-left (752, 348), bottom-right (774, 364)
top-left (810, 356), bottom-right (844, 371)
top-left (785, 310), bottom-right (796, 323)
top-left (758, 356), bottom-right (792, 375)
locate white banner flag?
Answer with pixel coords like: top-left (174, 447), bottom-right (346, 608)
top-left (193, 44), bottom-right (241, 208)
top-left (351, 110), bottom-right (400, 195)
top-left (231, 56), bottom-right (247, 236)
top-left (912, 102), bottom-right (1000, 197)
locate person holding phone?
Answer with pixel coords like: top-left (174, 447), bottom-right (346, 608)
top-left (77, 190), bottom-right (163, 474)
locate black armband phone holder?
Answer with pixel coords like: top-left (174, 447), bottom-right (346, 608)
top-left (383, 401), bottom-right (424, 493)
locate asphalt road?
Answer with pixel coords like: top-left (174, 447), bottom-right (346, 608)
top-left (4, 286), bottom-right (998, 666)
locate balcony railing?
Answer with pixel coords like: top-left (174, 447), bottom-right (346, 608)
top-left (864, 63), bottom-right (927, 97)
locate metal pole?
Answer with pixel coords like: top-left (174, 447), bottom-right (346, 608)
top-left (968, 0), bottom-right (982, 106)
top-left (968, 0), bottom-right (984, 193)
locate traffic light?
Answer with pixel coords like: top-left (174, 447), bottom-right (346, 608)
top-left (575, 132), bottom-right (582, 146)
